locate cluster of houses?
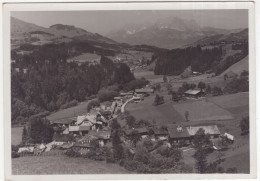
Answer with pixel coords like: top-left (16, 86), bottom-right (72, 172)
top-left (16, 86), bottom-right (234, 156)
top-left (18, 121), bottom-right (234, 155)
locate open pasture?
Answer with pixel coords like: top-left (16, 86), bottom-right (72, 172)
top-left (126, 95), bottom-right (184, 125)
top-left (207, 92), bottom-right (249, 109)
top-left (173, 100), bottom-right (234, 122)
top-left (47, 101), bottom-right (89, 122)
top-left (12, 155), bottom-right (130, 174)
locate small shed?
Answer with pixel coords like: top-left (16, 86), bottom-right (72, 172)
top-left (184, 89), bottom-right (203, 98)
top-left (224, 132), bottom-right (234, 142)
top-left (135, 88), bottom-right (154, 94)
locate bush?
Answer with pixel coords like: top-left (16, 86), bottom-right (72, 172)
top-left (60, 99), bottom-right (78, 109)
top-left (12, 151), bottom-right (20, 158)
top-left (97, 90), bottom-right (118, 102)
top-left (65, 148), bottom-right (80, 157)
top-left (123, 78), bottom-right (149, 92)
top-left (86, 99), bottom-right (100, 112)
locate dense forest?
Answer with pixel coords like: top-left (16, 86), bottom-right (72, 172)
top-left (153, 46), bottom-right (222, 75)
top-left (11, 55), bottom-right (135, 124)
top-left (153, 41), bottom-right (248, 76)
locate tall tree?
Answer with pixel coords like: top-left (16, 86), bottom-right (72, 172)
top-left (128, 130), bottom-right (141, 147)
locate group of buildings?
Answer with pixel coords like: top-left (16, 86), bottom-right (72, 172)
top-left (16, 86), bottom-right (234, 156)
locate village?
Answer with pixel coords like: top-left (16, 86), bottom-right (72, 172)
top-left (16, 82), bottom-right (235, 162)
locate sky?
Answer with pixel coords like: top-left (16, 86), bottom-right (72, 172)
top-left (12, 10), bottom-right (248, 35)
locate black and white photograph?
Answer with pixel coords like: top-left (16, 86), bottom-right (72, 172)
top-left (2, 1), bottom-right (257, 180)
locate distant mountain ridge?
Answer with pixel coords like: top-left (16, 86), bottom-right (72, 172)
top-left (11, 17), bottom-right (117, 46)
top-left (107, 16), bottom-right (244, 49)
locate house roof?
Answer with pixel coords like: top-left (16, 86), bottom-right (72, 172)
top-left (51, 117), bottom-right (76, 125)
top-left (224, 133), bottom-right (234, 141)
top-left (76, 114), bottom-right (96, 125)
top-left (125, 127), bottom-right (148, 135)
top-left (69, 125), bottom-right (91, 132)
top-left (184, 89), bottom-right (201, 95)
top-left (186, 125), bottom-right (221, 136)
top-left (153, 128), bottom-right (168, 135)
top-left (73, 142), bottom-right (92, 148)
top-left (88, 129), bottom-right (111, 139)
top-left (167, 126), bottom-right (190, 139)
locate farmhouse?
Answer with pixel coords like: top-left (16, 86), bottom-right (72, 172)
top-left (186, 125), bottom-right (221, 139)
top-left (184, 89), bottom-right (203, 98)
top-left (88, 129), bottom-right (112, 146)
top-left (167, 126), bottom-right (191, 144)
top-left (72, 142), bottom-right (93, 154)
top-left (120, 92), bottom-right (133, 96)
top-left (135, 88), bottom-right (154, 94)
top-left (52, 117), bottom-right (77, 134)
top-left (125, 127), bottom-right (149, 138)
top-left (18, 146), bottom-right (34, 153)
top-left (153, 128), bottom-right (168, 141)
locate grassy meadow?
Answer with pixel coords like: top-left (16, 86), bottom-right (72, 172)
top-left (46, 101), bottom-right (90, 122)
top-left (12, 155), bottom-right (131, 174)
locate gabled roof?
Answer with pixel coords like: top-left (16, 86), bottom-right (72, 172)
top-left (167, 126), bottom-right (190, 139)
top-left (184, 89), bottom-right (201, 95)
top-left (76, 114), bottom-right (96, 125)
top-left (186, 125), bottom-right (221, 136)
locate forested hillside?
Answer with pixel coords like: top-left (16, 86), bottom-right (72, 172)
top-left (153, 46), bottom-right (222, 75)
top-left (11, 56), bottom-right (134, 124)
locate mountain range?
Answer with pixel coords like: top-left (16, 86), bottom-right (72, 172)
top-left (107, 16), bottom-right (245, 49)
top-left (11, 16), bottom-right (248, 50)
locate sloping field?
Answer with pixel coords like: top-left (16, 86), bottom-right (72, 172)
top-left (11, 127), bottom-right (23, 145)
top-left (67, 53), bottom-right (101, 63)
top-left (126, 96), bottom-right (184, 125)
top-left (47, 101), bottom-right (89, 122)
top-left (12, 155), bottom-right (131, 174)
top-left (207, 92), bottom-right (249, 109)
top-left (221, 56), bottom-right (249, 76)
top-left (173, 100), bottom-right (234, 122)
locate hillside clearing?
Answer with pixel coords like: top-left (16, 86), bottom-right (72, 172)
top-left (221, 56), bottom-right (248, 76)
top-left (207, 92), bottom-right (249, 109)
top-left (173, 100), bottom-right (234, 122)
top-left (46, 101), bottom-right (89, 122)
